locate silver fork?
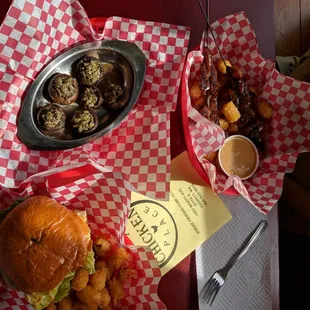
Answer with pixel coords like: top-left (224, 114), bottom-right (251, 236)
top-left (201, 220), bottom-right (268, 306)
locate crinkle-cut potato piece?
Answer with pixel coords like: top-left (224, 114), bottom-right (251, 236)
top-left (219, 118), bottom-right (229, 131)
top-left (227, 122), bottom-right (239, 134)
top-left (222, 101), bottom-right (241, 123)
top-left (215, 59), bottom-right (232, 74)
top-left (257, 100), bottom-right (273, 119)
top-left (189, 78), bottom-right (203, 101)
top-left (204, 151), bottom-right (217, 162)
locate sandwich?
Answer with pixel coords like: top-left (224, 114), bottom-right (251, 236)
top-left (0, 196), bottom-right (95, 310)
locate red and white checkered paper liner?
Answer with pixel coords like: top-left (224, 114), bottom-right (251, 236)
top-left (0, 0), bottom-right (190, 200)
top-left (0, 170), bottom-right (166, 309)
top-left (182, 12), bottom-right (310, 213)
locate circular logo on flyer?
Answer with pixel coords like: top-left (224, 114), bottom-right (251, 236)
top-left (129, 200), bottom-right (178, 268)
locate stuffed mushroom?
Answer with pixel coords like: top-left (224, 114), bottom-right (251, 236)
top-left (77, 56), bottom-right (103, 86)
top-left (37, 104), bottom-right (66, 132)
top-left (103, 83), bottom-right (129, 110)
top-left (48, 74), bottom-right (79, 105)
top-left (79, 86), bottom-right (103, 110)
top-left (71, 108), bottom-right (98, 134)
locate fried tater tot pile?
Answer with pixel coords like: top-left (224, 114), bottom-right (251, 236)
top-left (45, 234), bottom-right (137, 309)
top-left (71, 268), bottom-right (89, 292)
top-left (58, 296), bottom-right (73, 310)
top-left (189, 48), bottom-right (274, 155)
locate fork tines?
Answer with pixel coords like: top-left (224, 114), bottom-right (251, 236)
top-left (201, 274), bottom-right (221, 306)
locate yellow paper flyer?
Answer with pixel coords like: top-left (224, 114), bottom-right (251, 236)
top-left (126, 181), bottom-right (232, 275)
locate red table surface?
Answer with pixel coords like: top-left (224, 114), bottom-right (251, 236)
top-left (0, 1), bottom-right (275, 309)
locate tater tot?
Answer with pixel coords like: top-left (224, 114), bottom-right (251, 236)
top-left (107, 278), bottom-right (125, 301)
top-left (76, 285), bottom-right (102, 306)
top-left (118, 268), bottom-right (137, 281)
top-left (108, 248), bottom-right (130, 270)
top-left (203, 152), bottom-right (217, 162)
top-left (73, 300), bottom-right (98, 310)
top-left (221, 101), bottom-right (241, 123)
top-left (227, 122), bottom-right (239, 134)
top-left (58, 296), bottom-right (73, 310)
top-left (257, 100), bottom-right (273, 119)
top-left (95, 259), bottom-right (112, 280)
top-left (44, 304), bottom-right (56, 310)
top-left (215, 59), bottom-right (232, 74)
top-left (219, 118), bottom-right (229, 131)
top-left (98, 288), bottom-right (111, 309)
top-left (189, 79), bottom-right (203, 101)
top-left (71, 268), bottom-right (89, 292)
top-left (94, 236), bottom-right (112, 258)
top-left (90, 269), bottom-right (107, 291)
top-left (231, 65), bottom-right (243, 79)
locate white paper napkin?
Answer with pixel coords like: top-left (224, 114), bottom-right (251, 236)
top-left (196, 195), bottom-right (279, 310)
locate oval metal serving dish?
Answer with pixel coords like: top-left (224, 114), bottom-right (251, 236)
top-left (17, 40), bottom-right (146, 150)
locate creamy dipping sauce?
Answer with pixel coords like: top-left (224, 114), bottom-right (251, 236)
top-left (219, 136), bottom-right (258, 179)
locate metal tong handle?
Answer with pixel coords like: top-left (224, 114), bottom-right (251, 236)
top-left (228, 220), bottom-right (268, 269)
top-left (197, 0), bottom-right (226, 62)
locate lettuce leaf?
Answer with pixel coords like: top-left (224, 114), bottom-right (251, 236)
top-left (84, 249), bottom-right (95, 275)
top-left (75, 210), bottom-right (87, 222)
top-left (25, 249), bottom-right (94, 310)
top-left (0, 198), bottom-right (24, 221)
top-left (76, 210), bottom-right (95, 274)
top-left (25, 272), bottom-right (75, 310)
top-left (53, 271), bottom-right (75, 303)
top-left (25, 285), bottom-right (59, 310)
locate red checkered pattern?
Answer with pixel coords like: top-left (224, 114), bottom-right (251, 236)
top-left (0, 0), bottom-right (190, 200)
top-left (182, 12), bottom-right (310, 213)
top-left (0, 171), bottom-right (165, 309)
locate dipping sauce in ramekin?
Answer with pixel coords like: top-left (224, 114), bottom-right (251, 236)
top-left (218, 135), bottom-right (259, 180)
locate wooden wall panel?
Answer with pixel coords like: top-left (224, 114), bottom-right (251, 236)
top-left (301, 0), bottom-right (310, 55)
top-left (210, 0), bottom-right (275, 60)
top-left (275, 0), bottom-right (301, 56)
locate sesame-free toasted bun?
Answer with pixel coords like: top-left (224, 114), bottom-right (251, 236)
top-left (0, 196), bottom-right (91, 293)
